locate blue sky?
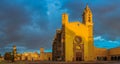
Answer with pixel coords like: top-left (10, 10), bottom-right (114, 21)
top-left (0, 0), bottom-right (120, 55)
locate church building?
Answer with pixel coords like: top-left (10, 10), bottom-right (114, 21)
top-left (52, 4), bottom-right (120, 62)
top-left (52, 5), bottom-right (95, 62)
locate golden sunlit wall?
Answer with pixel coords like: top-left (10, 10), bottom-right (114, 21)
top-left (94, 47), bottom-right (108, 58)
top-left (109, 47), bottom-right (120, 55)
top-left (62, 5), bottom-right (94, 61)
top-left (52, 5), bottom-right (120, 62)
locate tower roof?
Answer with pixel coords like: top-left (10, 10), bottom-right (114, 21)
top-left (83, 4), bottom-right (92, 14)
top-left (86, 4), bottom-right (89, 9)
top-left (13, 45), bottom-right (16, 47)
top-left (85, 4), bottom-right (91, 10)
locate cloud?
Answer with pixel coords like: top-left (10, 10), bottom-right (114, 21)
top-left (94, 36), bottom-right (120, 49)
top-left (94, 36), bottom-right (104, 41)
top-left (0, 0), bottom-right (120, 55)
top-left (0, 0), bottom-right (51, 54)
top-left (91, 0), bottom-right (120, 40)
top-left (60, 0), bottom-right (120, 40)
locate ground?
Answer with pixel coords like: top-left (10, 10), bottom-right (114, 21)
top-left (0, 61), bottom-right (120, 64)
top-left (0, 61), bottom-right (26, 64)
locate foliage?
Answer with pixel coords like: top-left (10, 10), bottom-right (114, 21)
top-left (4, 52), bottom-right (14, 62)
top-left (0, 54), bottom-right (1, 58)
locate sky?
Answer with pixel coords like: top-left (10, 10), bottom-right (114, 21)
top-left (0, 0), bottom-right (120, 55)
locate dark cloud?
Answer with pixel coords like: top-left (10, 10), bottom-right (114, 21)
top-left (61, 0), bottom-right (120, 40)
top-left (0, 0), bottom-right (31, 47)
top-left (61, 0), bottom-right (84, 21)
top-left (0, 0), bottom-right (51, 54)
top-left (92, 0), bottom-right (120, 40)
top-left (0, 0), bottom-right (120, 55)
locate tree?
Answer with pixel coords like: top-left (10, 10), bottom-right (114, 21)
top-left (11, 51), bottom-right (14, 62)
top-left (0, 54), bottom-right (1, 58)
top-left (4, 52), bottom-right (13, 62)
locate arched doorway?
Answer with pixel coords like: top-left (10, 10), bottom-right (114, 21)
top-left (48, 57), bottom-right (50, 61)
top-left (115, 56), bottom-right (117, 61)
top-left (104, 57), bottom-right (107, 61)
top-left (73, 36), bottom-right (84, 61)
top-left (25, 56), bottom-right (28, 61)
top-left (76, 52), bottom-right (82, 61)
top-left (111, 56), bottom-right (113, 61)
top-left (97, 57), bottom-right (100, 61)
top-left (118, 56), bottom-right (120, 61)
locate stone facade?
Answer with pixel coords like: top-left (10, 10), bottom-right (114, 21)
top-left (14, 48), bottom-right (52, 61)
top-left (52, 5), bottom-right (94, 62)
top-left (52, 5), bottom-right (120, 62)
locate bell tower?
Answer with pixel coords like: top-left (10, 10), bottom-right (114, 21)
top-left (62, 13), bottom-right (68, 26)
top-left (82, 5), bottom-right (94, 61)
top-left (82, 5), bottom-right (93, 25)
top-left (83, 5), bottom-right (93, 40)
top-left (13, 45), bottom-right (17, 61)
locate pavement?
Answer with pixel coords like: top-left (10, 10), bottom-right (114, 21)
top-left (0, 61), bottom-right (120, 64)
top-left (27, 61), bottom-right (120, 64)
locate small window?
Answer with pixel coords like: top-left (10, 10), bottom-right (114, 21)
top-left (89, 17), bottom-right (91, 22)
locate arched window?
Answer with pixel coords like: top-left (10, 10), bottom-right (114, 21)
top-left (118, 56), bottom-right (120, 61)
